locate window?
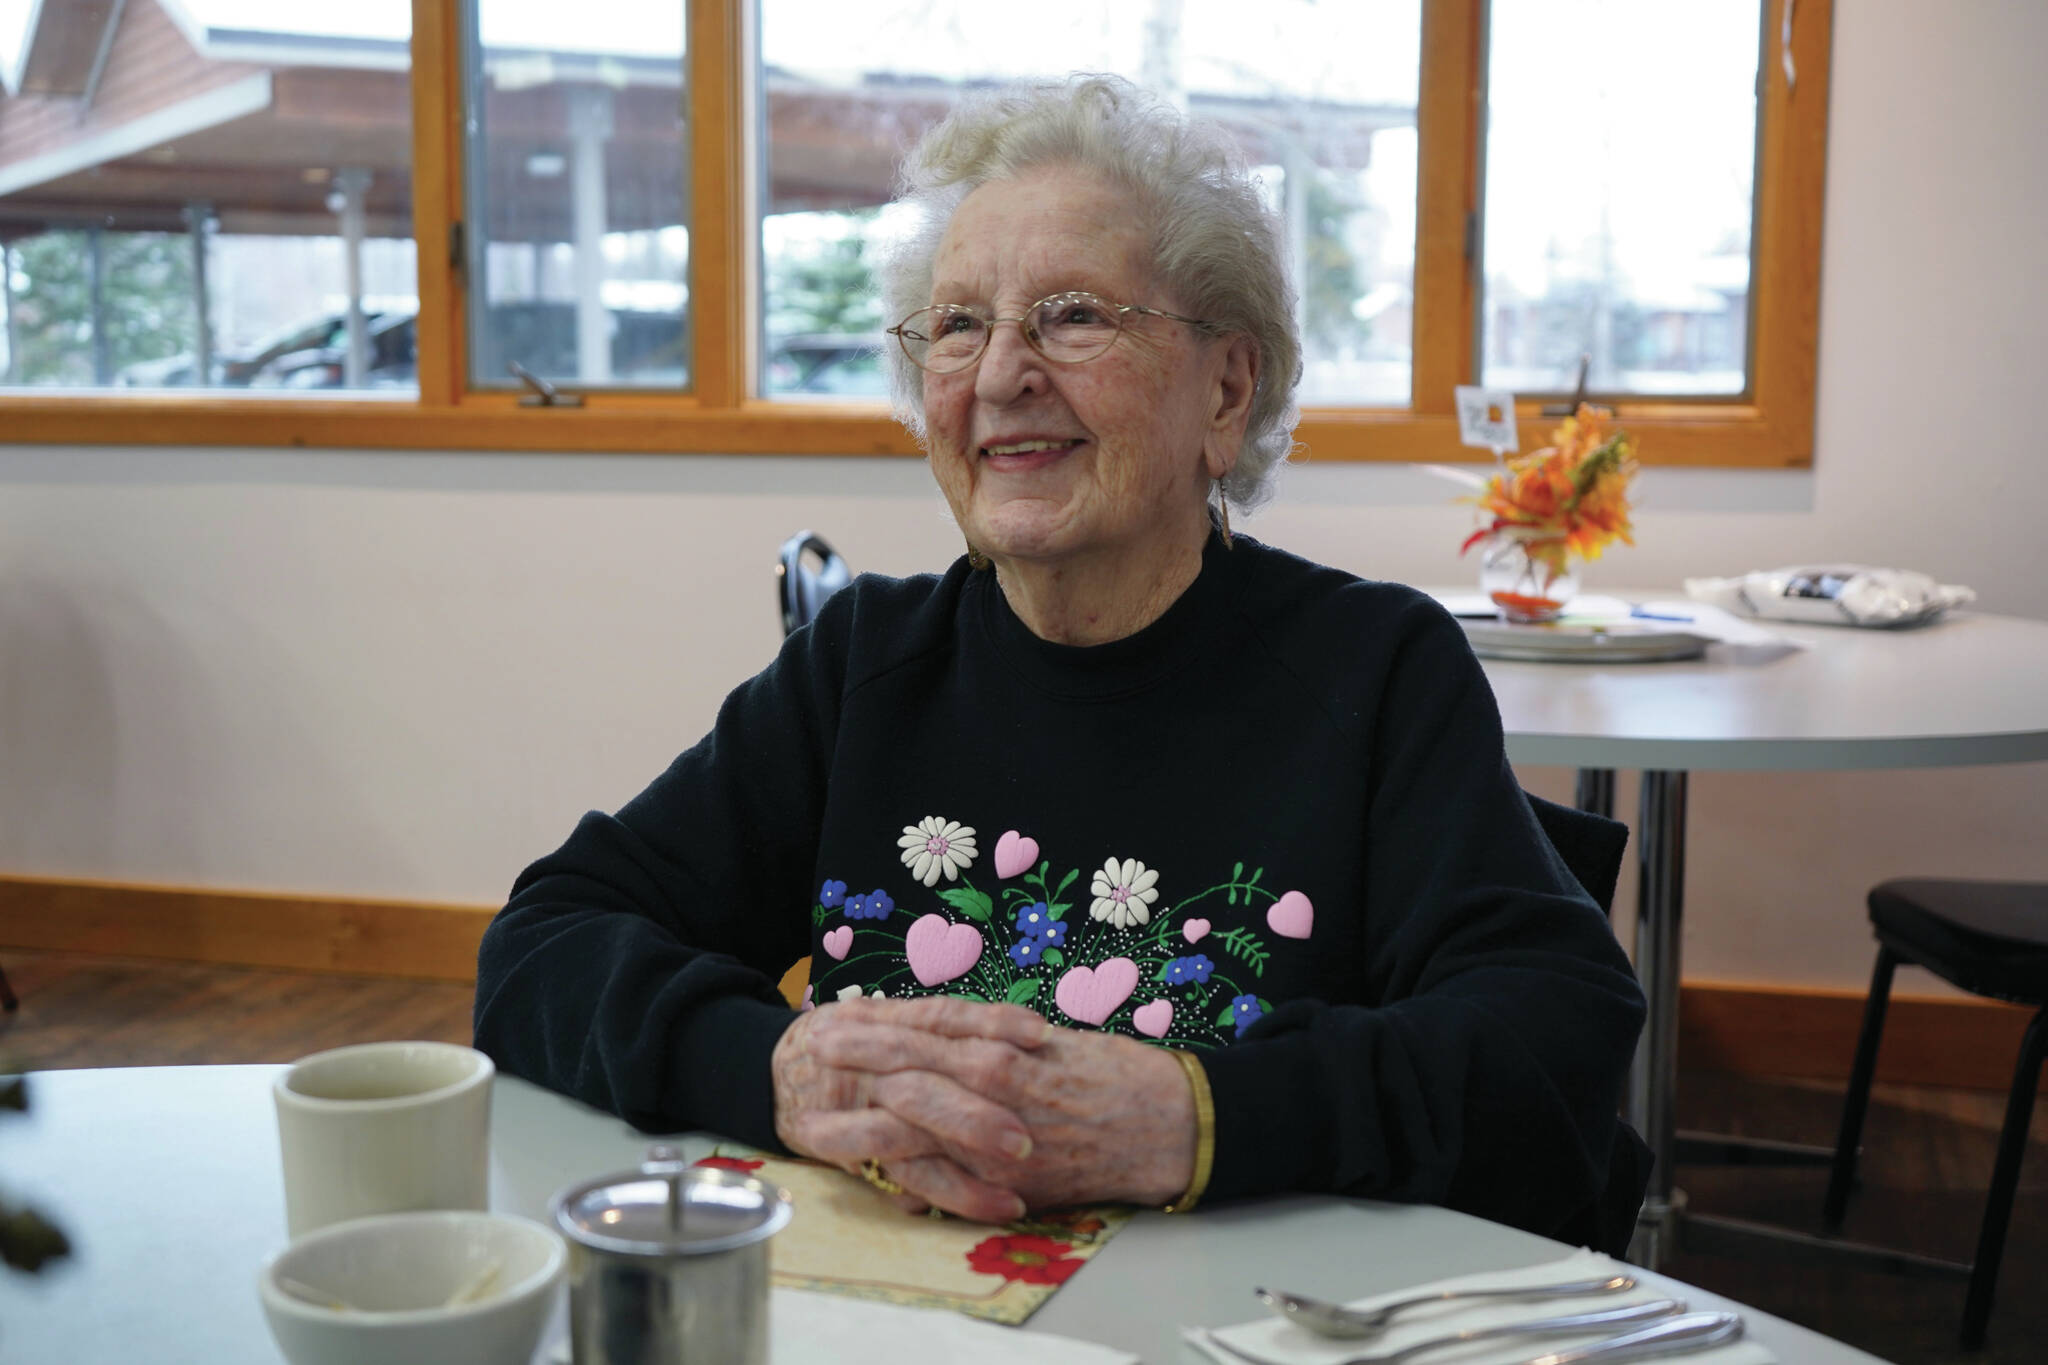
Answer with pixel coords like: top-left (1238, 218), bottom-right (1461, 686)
top-left (0, 0), bottom-right (1831, 467)
top-left (0, 2), bottom-right (418, 394)
top-left (1482, 1), bottom-right (1761, 398)
top-left (463, 2), bottom-right (689, 391)
top-left (758, 3), bottom-right (1422, 407)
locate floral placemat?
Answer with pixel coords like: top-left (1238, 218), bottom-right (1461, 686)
top-left (695, 1151), bottom-right (1132, 1326)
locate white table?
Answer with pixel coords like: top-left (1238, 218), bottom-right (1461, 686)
top-left (1475, 608), bottom-right (2048, 1267)
top-left (0, 1066), bottom-right (1893, 1363)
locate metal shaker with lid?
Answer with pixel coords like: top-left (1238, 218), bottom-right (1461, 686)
top-left (551, 1145), bottom-right (792, 1365)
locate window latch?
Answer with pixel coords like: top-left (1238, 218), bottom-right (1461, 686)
top-left (1537, 353), bottom-right (1594, 417)
top-left (509, 361), bottom-right (585, 408)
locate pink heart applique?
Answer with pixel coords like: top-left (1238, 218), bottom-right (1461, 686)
top-left (822, 925), bottom-right (853, 960)
top-left (904, 913), bottom-right (984, 987)
top-left (1181, 918), bottom-right (1211, 944)
top-left (1054, 958), bottom-right (1138, 1026)
top-left (1132, 998), bottom-right (1174, 1039)
top-left (994, 830), bottom-right (1040, 880)
top-left (1267, 890), bottom-right (1314, 940)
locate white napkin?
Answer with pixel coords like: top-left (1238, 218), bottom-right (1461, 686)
top-left (1185, 1249), bottom-right (1773, 1365)
top-left (773, 1288), bottom-right (1139, 1365)
top-left (1626, 599), bottom-right (1802, 666)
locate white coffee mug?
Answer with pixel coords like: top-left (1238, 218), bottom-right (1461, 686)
top-left (274, 1040), bottom-right (494, 1239)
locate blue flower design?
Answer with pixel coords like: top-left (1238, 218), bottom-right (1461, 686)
top-left (819, 879), bottom-right (846, 908)
top-left (1165, 954), bottom-right (1217, 987)
top-left (1014, 901), bottom-right (1052, 936)
top-left (1231, 993), bottom-right (1266, 1038)
top-left (1009, 937), bottom-right (1044, 969)
top-left (1038, 920), bottom-right (1068, 948)
top-left (843, 890), bottom-right (895, 922)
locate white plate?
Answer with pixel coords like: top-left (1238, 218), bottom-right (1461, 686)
top-left (1460, 619), bottom-right (1712, 663)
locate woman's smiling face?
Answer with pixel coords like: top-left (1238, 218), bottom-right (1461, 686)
top-left (921, 165), bottom-right (1241, 576)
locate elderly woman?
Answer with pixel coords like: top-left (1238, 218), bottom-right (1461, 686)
top-left (475, 76), bottom-right (1645, 1244)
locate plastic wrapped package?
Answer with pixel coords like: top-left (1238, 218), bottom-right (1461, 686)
top-left (1684, 566), bottom-right (1975, 627)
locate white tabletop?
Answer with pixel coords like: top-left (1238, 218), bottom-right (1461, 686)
top-left (1473, 609), bottom-right (2048, 772)
top-left (0, 1066), bottom-right (1894, 1364)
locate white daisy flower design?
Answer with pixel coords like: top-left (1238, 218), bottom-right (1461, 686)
top-left (835, 984), bottom-right (887, 1002)
top-left (1089, 856), bottom-right (1161, 929)
top-left (896, 816), bottom-right (978, 887)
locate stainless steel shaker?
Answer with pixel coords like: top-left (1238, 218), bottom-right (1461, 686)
top-left (552, 1145), bottom-right (792, 1365)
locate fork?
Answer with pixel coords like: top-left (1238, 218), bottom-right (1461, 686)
top-left (1199, 1298), bottom-right (1683, 1365)
top-left (1256, 1275), bottom-right (1636, 1340)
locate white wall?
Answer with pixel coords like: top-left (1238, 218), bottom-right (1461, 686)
top-left (3, 0), bottom-right (2044, 991)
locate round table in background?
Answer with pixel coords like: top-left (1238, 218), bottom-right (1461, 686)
top-left (1476, 607), bottom-right (2048, 1267)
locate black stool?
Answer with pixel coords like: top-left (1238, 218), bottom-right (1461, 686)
top-left (1823, 877), bottom-right (2048, 1349)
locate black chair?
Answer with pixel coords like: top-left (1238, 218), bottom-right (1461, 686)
top-left (1522, 794), bottom-right (1652, 1258)
top-left (1526, 792), bottom-right (1628, 918)
top-left (776, 531), bottom-right (851, 638)
top-left (1821, 878), bottom-right (2048, 1348)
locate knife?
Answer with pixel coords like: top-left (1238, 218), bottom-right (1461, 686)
top-left (1514, 1311), bottom-right (1744, 1364)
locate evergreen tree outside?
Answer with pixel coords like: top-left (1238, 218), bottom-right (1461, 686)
top-left (761, 209), bottom-right (886, 396)
top-left (6, 230), bottom-right (198, 385)
top-left (1302, 171), bottom-right (1372, 357)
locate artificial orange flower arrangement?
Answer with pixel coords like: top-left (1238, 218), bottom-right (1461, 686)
top-left (1461, 403), bottom-right (1639, 615)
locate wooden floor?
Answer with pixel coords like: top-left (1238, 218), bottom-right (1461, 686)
top-left (2, 947), bottom-right (2043, 1363)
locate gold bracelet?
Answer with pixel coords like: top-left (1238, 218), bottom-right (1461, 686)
top-left (1161, 1048), bottom-right (1214, 1214)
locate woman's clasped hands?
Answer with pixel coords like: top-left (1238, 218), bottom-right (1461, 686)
top-left (771, 996), bottom-right (1197, 1222)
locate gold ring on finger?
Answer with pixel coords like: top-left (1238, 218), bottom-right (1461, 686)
top-left (859, 1158), bottom-right (905, 1196)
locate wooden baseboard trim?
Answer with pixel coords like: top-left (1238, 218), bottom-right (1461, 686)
top-left (0, 874), bottom-right (493, 983)
top-left (1, 877), bottom-right (2035, 1087)
top-left (1680, 980), bottom-right (2036, 1092)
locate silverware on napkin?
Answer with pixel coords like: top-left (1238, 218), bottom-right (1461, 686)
top-left (1201, 1297), bottom-right (1684, 1365)
top-left (1255, 1275), bottom-right (1636, 1340)
top-left (1513, 1312), bottom-right (1744, 1364)
top-left (1199, 1309), bottom-right (1742, 1365)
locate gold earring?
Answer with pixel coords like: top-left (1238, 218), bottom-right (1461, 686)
top-left (966, 544), bottom-right (991, 570)
top-left (1215, 483), bottom-right (1233, 547)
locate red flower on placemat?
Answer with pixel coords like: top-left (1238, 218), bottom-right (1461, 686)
top-left (693, 1155), bottom-right (765, 1173)
top-left (964, 1234), bottom-right (1084, 1285)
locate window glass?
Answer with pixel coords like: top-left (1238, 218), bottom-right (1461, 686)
top-left (463, 2), bottom-right (688, 391)
top-left (758, 0), bottom-right (1421, 405)
top-left (0, 2), bottom-right (417, 391)
top-left (1481, 0), bottom-right (1761, 397)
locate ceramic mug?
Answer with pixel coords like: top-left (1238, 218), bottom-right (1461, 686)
top-left (274, 1040), bottom-right (493, 1239)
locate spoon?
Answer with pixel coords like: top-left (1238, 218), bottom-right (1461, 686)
top-left (278, 1275), bottom-right (355, 1312)
top-left (445, 1258), bottom-right (505, 1307)
top-left (1256, 1274), bottom-right (1636, 1340)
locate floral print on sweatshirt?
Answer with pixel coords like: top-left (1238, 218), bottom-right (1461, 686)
top-left (809, 815), bottom-right (1302, 1049)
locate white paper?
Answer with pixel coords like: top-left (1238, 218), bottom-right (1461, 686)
top-left (774, 1288), bottom-right (1139, 1365)
top-left (1454, 385), bottom-right (1520, 452)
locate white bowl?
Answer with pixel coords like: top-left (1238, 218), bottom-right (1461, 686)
top-left (259, 1210), bottom-right (566, 1365)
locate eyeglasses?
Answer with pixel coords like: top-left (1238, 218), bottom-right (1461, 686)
top-left (887, 290), bottom-right (1220, 374)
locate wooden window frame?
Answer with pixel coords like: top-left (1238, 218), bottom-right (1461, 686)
top-left (0, 0), bottom-right (1829, 468)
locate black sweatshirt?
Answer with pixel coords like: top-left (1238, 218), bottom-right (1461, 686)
top-left (474, 531), bottom-right (1645, 1239)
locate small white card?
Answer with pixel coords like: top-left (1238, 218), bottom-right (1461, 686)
top-left (1454, 385), bottom-right (1519, 452)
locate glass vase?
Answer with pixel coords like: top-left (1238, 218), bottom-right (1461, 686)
top-left (1478, 534), bottom-right (1580, 624)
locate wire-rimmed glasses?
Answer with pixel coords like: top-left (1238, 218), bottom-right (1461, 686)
top-left (887, 290), bottom-right (1220, 374)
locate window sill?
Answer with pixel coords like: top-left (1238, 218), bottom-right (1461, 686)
top-left (0, 393), bottom-right (1810, 467)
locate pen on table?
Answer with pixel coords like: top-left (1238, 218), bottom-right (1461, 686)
top-left (1629, 606), bottom-right (1695, 623)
